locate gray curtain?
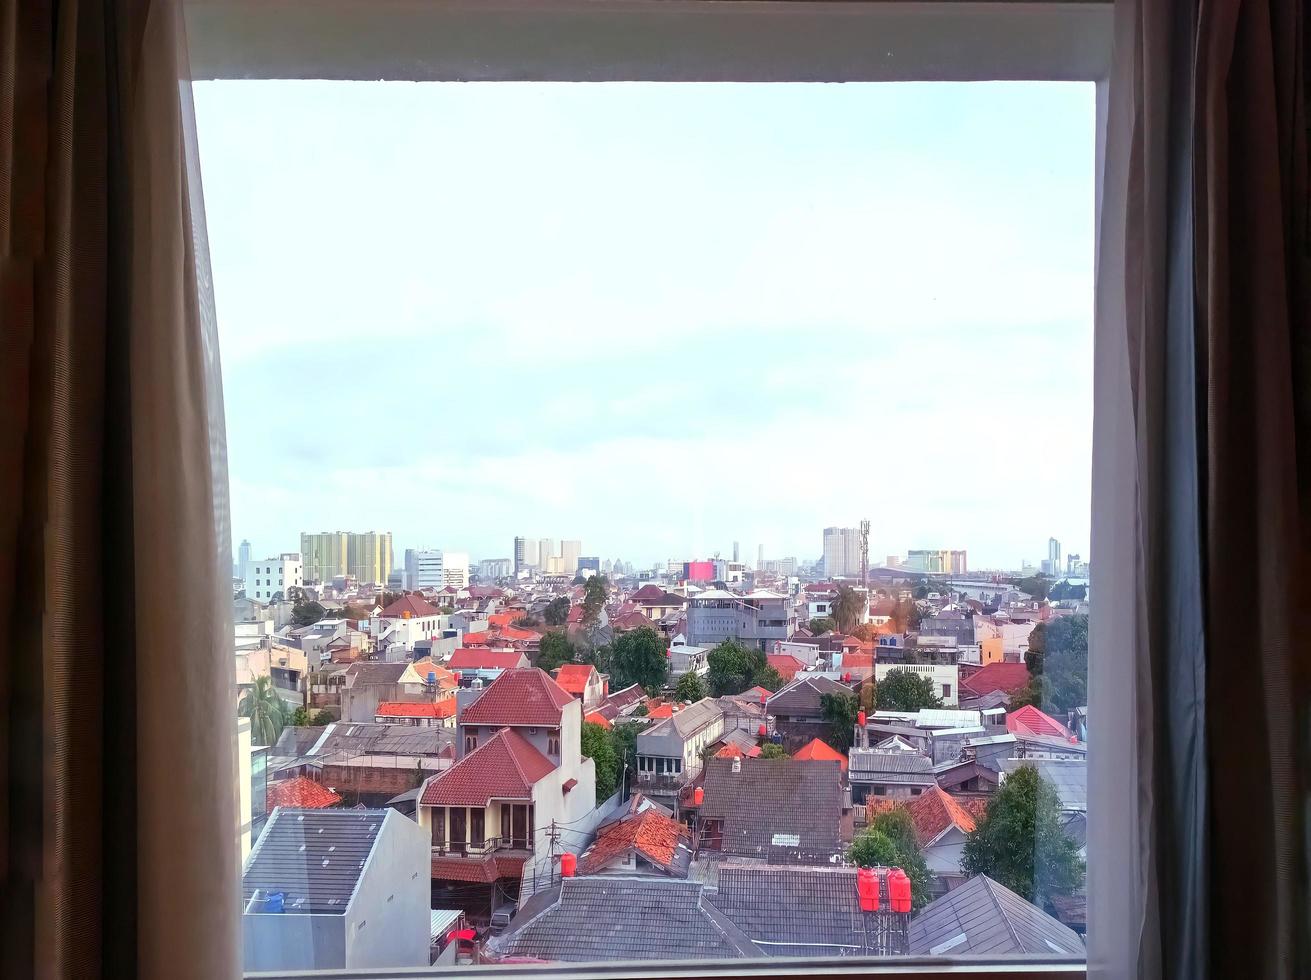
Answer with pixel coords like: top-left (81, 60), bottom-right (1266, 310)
top-left (0, 1), bottom-right (239, 977)
top-left (1090, 0), bottom-right (1308, 977)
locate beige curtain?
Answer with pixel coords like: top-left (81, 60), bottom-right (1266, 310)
top-left (1, 1), bottom-right (239, 977)
top-left (1090, 0), bottom-right (1308, 977)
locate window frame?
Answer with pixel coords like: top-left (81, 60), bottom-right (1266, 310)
top-left (188, 2), bottom-right (1114, 977)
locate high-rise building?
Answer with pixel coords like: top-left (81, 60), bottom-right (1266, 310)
top-left (822, 527), bottom-right (862, 578)
top-left (300, 531), bottom-right (348, 583)
top-left (950, 550), bottom-right (968, 575)
top-left (560, 539), bottom-right (582, 575)
top-left (404, 548), bottom-right (469, 589)
top-left (578, 556), bottom-right (601, 575)
top-left (300, 531), bottom-right (393, 585)
top-left (906, 549), bottom-right (953, 574)
top-left (245, 553), bottom-right (304, 603)
top-left (1048, 537), bottom-right (1062, 571)
top-left (513, 536), bottom-right (527, 575)
top-left (539, 538), bottom-right (557, 570)
top-left (236, 538), bottom-right (253, 578)
top-left (758, 544), bottom-right (764, 571)
top-left (733, 541), bottom-right (740, 562)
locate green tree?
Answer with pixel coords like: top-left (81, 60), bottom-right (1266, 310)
top-left (311, 709), bottom-right (335, 726)
top-left (610, 627), bottom-right (669, 691)
top-left (543, 596), bottom-right (570, 626)
top-left (707, 639), bottom-right (755, 695)
top-left (291, 599), bottom-right (325, 627)
top-left (961, 764), bottom-right (1084, 905)
top-left (673, 671), bottom-right (709, 703)
top-left (289, 706), bottom-right (311, 726)
top-left (536, 630), bottom-right (576, 672)
top-left (755, 665), bottom-right (784, 692)
top-left (875, 668), bottom-right (943, 712)
top-left (808, 617), bottom-right (837, 634)
top-left (848, 809), bottom-right (934, 908)
top-left (1024, 614), bottom-right (1088, 715)
top-left (439, 605), bottom-right (455, 616)
top-left (831, 586), bottom-right (865, 634)
top-left (239, 676), bottom-right (285, 746)
top-left (1017, 575), bottom-right (1053, 601)
top-left (821, 691), bottom-right (860, 752)
top-left (610, 721), bottom-right (643, 780)
top-left (580, 721), bottom-right (619, 804)
top-left (758, 743), bottom-right (789, 759)
top-left (337, 602), bottom-right (372, 622)
top-left (582, 575), bottom-right (609, 627)
top-left (581, 642), bottom-right (612, 677)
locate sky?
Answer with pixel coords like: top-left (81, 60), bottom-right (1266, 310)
top-left (193, 81), bottom-right (1095, 572)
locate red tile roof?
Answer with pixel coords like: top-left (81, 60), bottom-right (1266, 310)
top-left (488, 611), bottom-right (519, 628)
top-left (566, 605), bottom-right (584, 624)
top-left (584, 712), bottom-right (612, 729)
top-left (460, 668), bottom-right (575, 727)
top-left (610, 610), bottom-right (656, 631)
top-left (959, 662), bottom-right (1032, 697)
top-left (375, 700), bottom-right (456, 719)
top-left (555, 664), bottom-right (598, 696)
top-left (448, 649), bottom-right (527, 670)
top-left (379, 594), bottom-right (441, 619)
top-left (461, 631), bottom-right (492, 646)
top-left (579, 810), bottom-right (691, 874)
top-left (266, 776), bottom-right (341, 813)
top-left (496, 626), bottom-right (540, 642)
top-left (715, 743), bottom-right (761, 759)
top-left (766, 654), bottom-right (806, 681)
top-left (430, 853), bottom-right (526, 884)
top-left (792, 737), bottom-right (848, 771)
top-left (629, 584), bottom-right (667, 601)
top-left (419, 728), bottom-right (555, 806)
top-left (905, 786), bottom-right (978, 847)
top-left (842, 653), bottom-right (875, 669)
top-left (1006, 703), bottom-right (1075, 740)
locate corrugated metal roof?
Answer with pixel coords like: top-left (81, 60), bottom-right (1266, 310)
top-left (908, 875), bottom-right (1084, 957)
top-left (242, 808), bottom-right (388, 915)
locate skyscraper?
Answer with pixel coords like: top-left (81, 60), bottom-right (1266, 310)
top-left (733, 541), bottom-right (740, 562)
top-left (822, 527), bottom-right (862, 578)
top-left (513, 536), bottom-right (527, 575)
top-left (1047, 537), bottom-right (1062, 576)
top-left (539, 538), bottom-right (557, 569)
top-left (299, 531), bottom-right (392, 585)
top-left (758, 544), bottom-right (764, 571)
top-left (561, 540), bottom-right (582, 575)
top-left (236, 538), bottom-right (252, 578)
top-left (524, 538), bottom-right (539, 567)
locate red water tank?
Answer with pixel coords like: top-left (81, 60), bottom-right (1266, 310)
top-left (560, 853), bottom-right (577, 878)
top-left (842, 671), bottom-right (851, 682)
top-left (857, 710), bottom-right (867, 727)
top-left (757, 724), bottom-right (767, 737)
top-left (693, 786), bottom-right (705, 806)
top-left (856, 867), bottom-right (880, 912)
top-left (889, 868), bottom-right (912, 913)
top-left (759, 689), bottom-right (768, 705)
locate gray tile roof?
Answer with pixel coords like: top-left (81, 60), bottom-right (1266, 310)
top-left (709, 864), bottom-right (866, 957)
top-left (488, 877), bottom-right (762, 962)
top-left (242, 808), bottom-right (387, 914)
top-left (644, 698), bottom-right (724, 740)
top-left (699, 758), bottom-right (843, 861)
top-left (908, 875), bottom-right (1085, 957)
top-left (344, 661), bottom-right (407, 687)
top-left (849, 749), bottom-right (936, 785)
top-left (997, 758), bottom-right (1088, 812)
top-left (766, 676), bottom-right (851, 720)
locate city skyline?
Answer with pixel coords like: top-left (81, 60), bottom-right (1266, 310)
top-left (196, 80), bottom-right (1095, 570)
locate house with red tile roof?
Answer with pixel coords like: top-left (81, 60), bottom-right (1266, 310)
top-left (374, 700), bottom-right (457, 727)
top-left (578, 808), bottom-right (693, 878)
top-left (553, 664), bottom-right (605, 710)
top-left (419, 669), bottom-right (598, 917)
top-left (584, 711), bottom-right (612, 729)
top-left (766, 653), bottom-right (806, 682)
top-left (371, 594), bottom-right (446, 659)
top-left (1006, 704), bottom-right (1075, 740)
top-left (447, 648), bottom-right (529, 681)
top-left (905, 787), bottom-right (980, 891)
top-left (792, 737), bottom-right (848, 772)
top-left (266, 775), bottom-right (341, 813)
top-left (958, 662), bottom-right (1032, 700)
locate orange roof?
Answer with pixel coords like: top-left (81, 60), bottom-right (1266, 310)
top-left (448, 648), bottom-right (527, 671)
top-left (406, 658), bottom-right (457, 688)
top-left (1006, 704), bottom-right (1075, 740)
top-left (579, 810), bottom-right (690, 874)
top-left (715, 743), bottom-right (761, 759)
top-left (555, 663), bottom-right (597, 695)
top-left (842, 653), bottom-right (875, 669)
top-left (766, 654), bottom-right (805, 681)
top-left (497, 626), bottom-right (540, 642)
top-left (376, 700), bottom-right (456, 718)
top-left (905, 786), bottom-right (978, 846)
top-left (379, 594), bottom-right (441, 619)
top-left (792, 737), bottom-right (848, 771)
top-left (267, 776), bottom-right (341, 813)
top-left (646, 701), bottom-right (687, 720)
top-left (461, 631), bottom-right (492, 646)
top-left (584, 711), bottom-right (612, 729)
top-left (488, 611), bottom-right (519, 628)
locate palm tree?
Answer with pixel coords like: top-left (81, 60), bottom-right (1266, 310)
top-left (239, 675), bottom-right (285, 746)
top-left (831, 586), bottom-right (866, 634)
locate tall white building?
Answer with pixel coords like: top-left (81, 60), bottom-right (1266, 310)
top-left (538, 538), bottom-right (557, 569)
top-left (235, 538), bottom-right (252, 579)
top-left (245, 553), bottom-right (303, 603)
top-left (822, 526), bottom-right (862, 578)
top-left (561, 539), bottom-right (582, 575)
top-left (404, 549), bottom-right (469, 589)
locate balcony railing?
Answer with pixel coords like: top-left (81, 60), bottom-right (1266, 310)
top-left (633, 772), bottom-right (688, 790)
top-left (430, 835), bottom-right (532, 857)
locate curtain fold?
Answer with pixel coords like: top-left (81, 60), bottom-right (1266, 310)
top-left (1092, 0), bottom-right (1309, 977)
top-left (1, 1), bottom-right (239, 977)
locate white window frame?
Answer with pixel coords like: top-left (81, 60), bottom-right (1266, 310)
top-left (188, 2), bottom-right (1115, 978)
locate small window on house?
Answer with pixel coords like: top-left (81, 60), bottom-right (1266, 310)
top-left (548, 734), bottom-right (560, 756)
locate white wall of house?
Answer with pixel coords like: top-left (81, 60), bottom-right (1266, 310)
top-left (245, 554), bottom-right (303, 603)
top-left (345, 811), bottom-right (430, 969)
top-left (874, 662), bottom-right (960, 706)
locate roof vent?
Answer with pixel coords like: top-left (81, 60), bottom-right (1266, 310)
top-left (731, 759), bottom-right (741, 774)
